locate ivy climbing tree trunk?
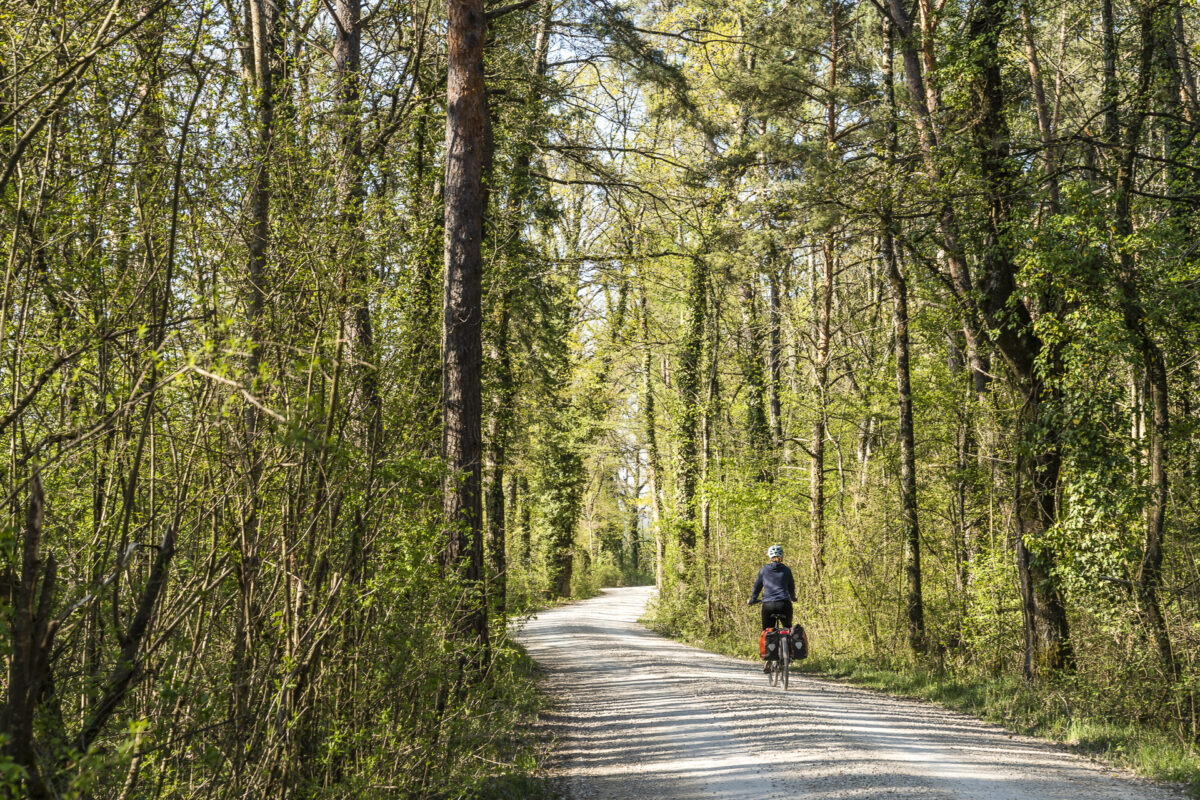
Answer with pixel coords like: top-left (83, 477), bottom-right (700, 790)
top-left (674, 256), bottom-right (706, 575)
top-left (1110, 0), bottom-right (1178, 678)
top-left (967, 0), bottom-right (1072, 679)
top-left (740, 278), bottom-right (770, 465)
top-left (641, 287), bottom-right (664, 590)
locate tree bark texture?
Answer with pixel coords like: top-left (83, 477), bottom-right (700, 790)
top-left (236, 0), bottom-right (282, 750)
top-left (884, 234), bottom-right (925, 655)
top-left (442, 0), bottom-right (488, 645)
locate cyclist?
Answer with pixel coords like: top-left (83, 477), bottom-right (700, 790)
top-left (747, 545), bottom-right (796, 672)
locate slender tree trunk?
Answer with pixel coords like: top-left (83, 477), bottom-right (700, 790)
top-left (766, 252), bottom-right (784, 451)
top-left (409, 91), bottom-right (444, 453)
top-left (484, 0), bottom-right (553, 615)
top-left (810, 241), bottom-right (832, 587)
top-left (484, 307), bottom-right (511, 618)
top-left (1175, 4), bottom-right (1199, 122)
top-left (675, 257), bottom-right (706, 571)
top-left (881, 17), bottom-right (924, 654)
top-left (1019, 0), bottom-right (1060, 212)
top-left (885, 238), bottom-right (924, 654)
top-left (629, 458), bottom-right (641, 573)
top-left (740, 279), bottom-right (770, 464)
top-left (235, 0), bottom-right (282, 758)
top-left (442, 0), bottom-right (488, 646)
top-left (810, 4), bottom-right (840, 590)
top-left (334, 0), bottom-right (382, 452)
top-left (641, 289), bottom-right (664, 590)
top-left (702, 297), bottom-right (720, 625)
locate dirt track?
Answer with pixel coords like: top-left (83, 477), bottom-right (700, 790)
top-left (516, 586), bottom-right (1185, 800)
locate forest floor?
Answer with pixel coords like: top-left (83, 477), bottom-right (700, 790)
top-left (515, 586), bottom-right (1187, 800)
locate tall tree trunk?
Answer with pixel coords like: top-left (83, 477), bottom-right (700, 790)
top-left (766, 251), bottom-right (784, 452)
top-left (484, 0), bottom-right (553, 617)
top-left (442, 0), bottom-right (488, 646)
top-left (675, 256), bottom-right (706, 572)
top-left (1111, 0), bottom-right (1177, 678)
top-left (740, 278), bottom-right (770, 465)
top-left (810, 241), bottom-right (832, 588)
top-left (881, 16), bottom-right (924, 655)
top-left (235, 0), bottom-right (282, 758)
top-left (885, 237), bottom-right (924, 654)
top-left (810, 3), bottom-right (840, 590)
top-left (1018, 0), bottom-right (1060, 212)
top-left (702, 295), bottom-right (720, 625)
top-left (334, 0), bottom-right (382, 452)
top-left (641, 289), bottom-right (664, 590)
top-left (968, 0), bottom-right (1072, 679)
top-left (484, 307), bottom-right (511, 618)
top-left (517, 475), bottom-right (532, 562)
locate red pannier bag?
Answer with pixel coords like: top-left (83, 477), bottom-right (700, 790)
top-left (759, 628), bottom-right (781, 661)
top-left (789, 625), bottom-right (808, 660)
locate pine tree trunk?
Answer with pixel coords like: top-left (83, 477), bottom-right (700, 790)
top-left (442, 0), bottom-right (488, 646)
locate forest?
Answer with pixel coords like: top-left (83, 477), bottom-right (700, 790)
top-left (2, 0), bottom-right (1200, 795)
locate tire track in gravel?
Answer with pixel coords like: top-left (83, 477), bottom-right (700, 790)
top-left (516, 586), bottom-right (1186, 800)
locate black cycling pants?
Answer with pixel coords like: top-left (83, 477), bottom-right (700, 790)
top-left (761, 600), bottom-right (793, 630)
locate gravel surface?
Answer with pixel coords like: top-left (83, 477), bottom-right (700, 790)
top-left (515, 586), bottom-right (1187, 800)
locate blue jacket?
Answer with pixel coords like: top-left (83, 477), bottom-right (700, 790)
top-left (749, 562), bottom-right (796, 604)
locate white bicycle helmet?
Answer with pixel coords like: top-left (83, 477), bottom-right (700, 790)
top-left (767, 545), bottom-right (783, 559)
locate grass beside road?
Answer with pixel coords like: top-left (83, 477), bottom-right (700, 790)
top-left (648, 621), bottom-right (1200, 798)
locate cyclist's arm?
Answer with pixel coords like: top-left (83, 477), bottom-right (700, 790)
top-left (787, 568), bottom-right (797, 602)
top-left (748, 569), bottom-right (763, 605)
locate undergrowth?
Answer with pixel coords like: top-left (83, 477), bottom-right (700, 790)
top-left (459, 641), bottom-right (559, 800)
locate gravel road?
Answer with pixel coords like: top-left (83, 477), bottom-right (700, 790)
top-left (515, 586), bottom-right (1186, 800)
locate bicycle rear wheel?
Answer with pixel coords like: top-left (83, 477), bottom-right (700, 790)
top-left (781, 653), bottom-right (789, 690)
